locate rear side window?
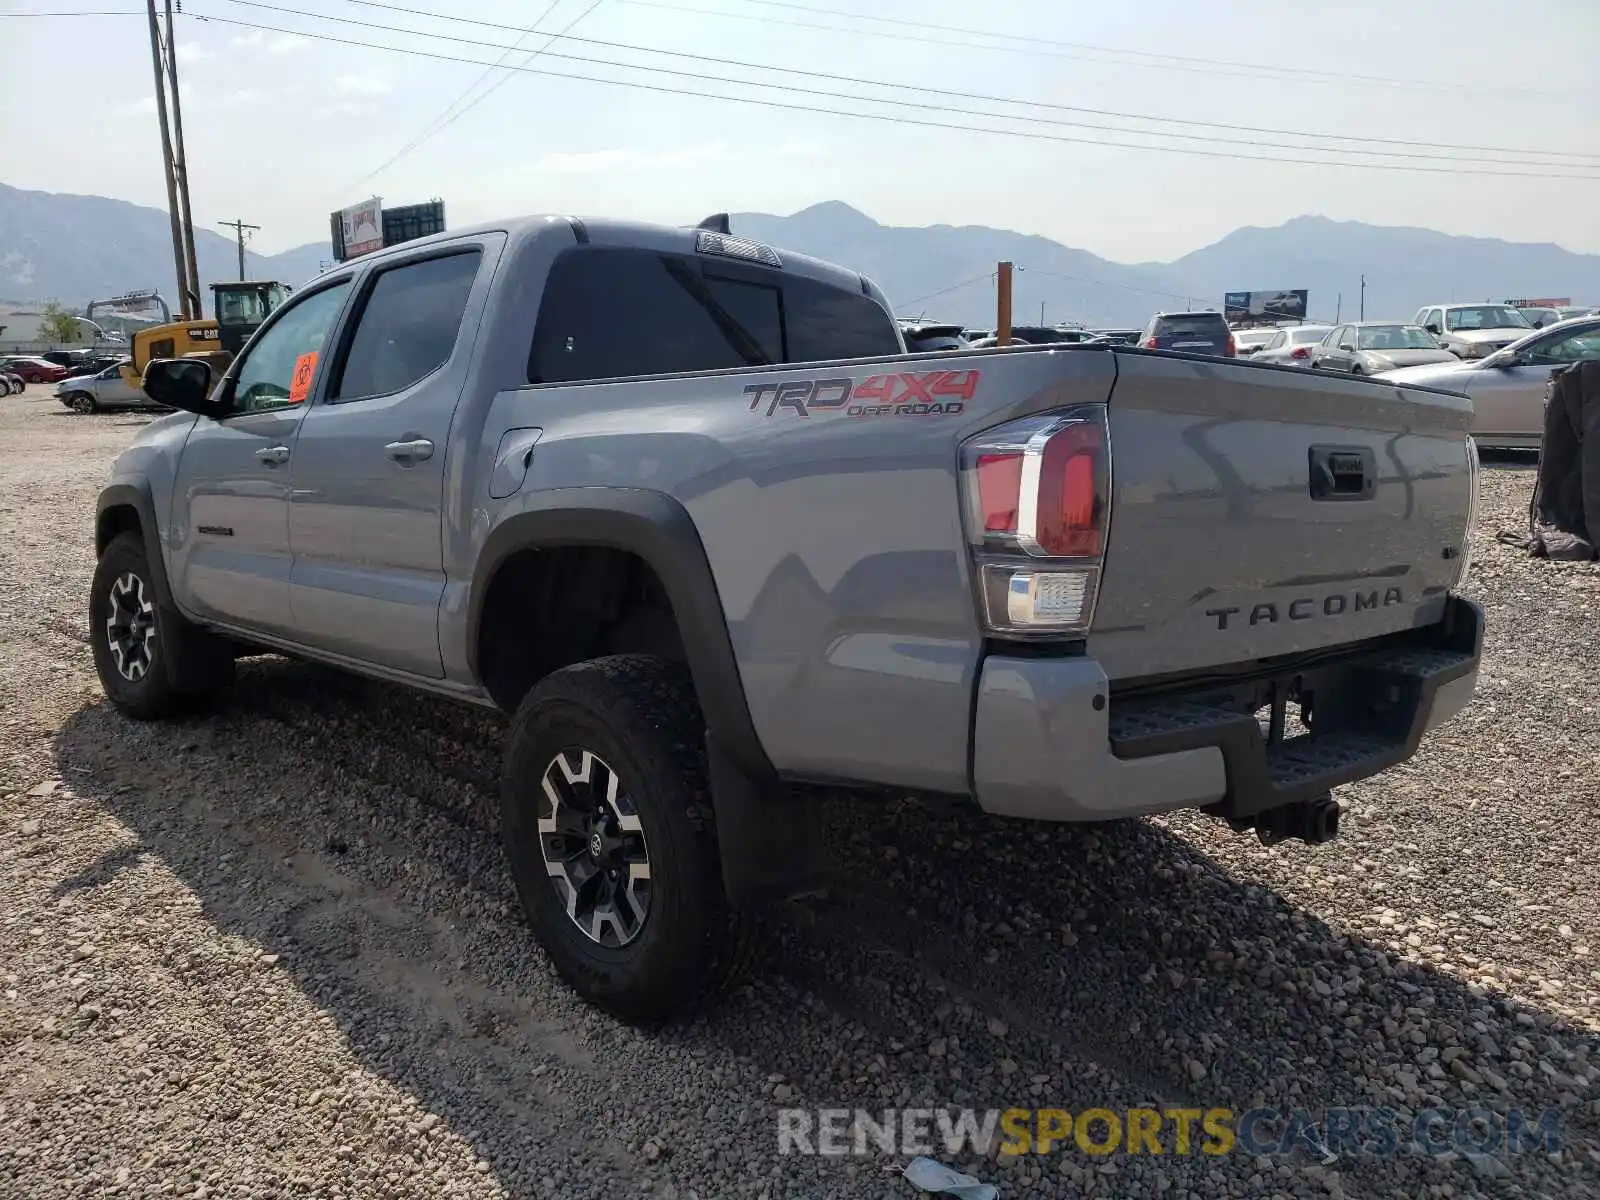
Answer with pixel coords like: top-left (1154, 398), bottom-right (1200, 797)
top-left (528, 247), bottom-right (900, 384)
top-left (333, 250), bottom-right (480, 400)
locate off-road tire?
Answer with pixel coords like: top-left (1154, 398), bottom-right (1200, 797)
top-left (67, 392), bottom-right (97, 414)
top-left (501, 654), bottom-right (756, 1023)
top-left (90, 532), bottom-right (233, 720)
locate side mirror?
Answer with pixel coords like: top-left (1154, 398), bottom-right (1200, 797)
top-left (1424, 324), bottom-right (1441, 336)
top-left (142, 357), bottom-right (217, 416)
top-left (1339, 342), bottom-right (1355, 352)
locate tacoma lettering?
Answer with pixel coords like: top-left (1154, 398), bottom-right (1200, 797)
top-left (1207, 588), bottom-right (1405, 630)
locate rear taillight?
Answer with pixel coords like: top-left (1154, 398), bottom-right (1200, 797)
top-left (1225, 332), bottom-right (1238, 357)
top-left (959, 406), bottom-right (1109, 635)
top-left (1142, 337), bottom-right (1158, 349)
top-left (1290, 346), bottom-right (1310, 360)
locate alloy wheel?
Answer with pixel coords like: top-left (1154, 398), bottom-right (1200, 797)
top-left (105, 571), bottom-right (157, 682)
top-left (537, 749), bottom-right (652, 947)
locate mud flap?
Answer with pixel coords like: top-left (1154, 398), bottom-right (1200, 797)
top-left (706, 732), bottom-right (829, 908)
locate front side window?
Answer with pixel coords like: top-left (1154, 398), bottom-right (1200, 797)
top-left (1528, 326), bottom-right (1600, 365)
top-left (1262, 332), bottom-right (1285, 350)
top-left (227, 282), bottom-right (350, 414)
top-left (333, 251), bottom-right (481, 400)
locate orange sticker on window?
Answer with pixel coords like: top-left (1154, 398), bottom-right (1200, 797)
top-left (288, 351), bottom-right (319, 404)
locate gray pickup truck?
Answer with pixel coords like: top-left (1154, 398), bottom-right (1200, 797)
top-left (97, 213), bottom-right (1483, 1021)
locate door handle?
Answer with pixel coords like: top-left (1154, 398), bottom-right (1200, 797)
top-left (385, 436), bottom-right (434, 464)
top-left (254, 445), bottom-right (291, 466)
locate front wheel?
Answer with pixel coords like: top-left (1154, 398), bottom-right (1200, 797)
top-left (500, 655), bottom-right (755, 1023)
top-left (1350, 364), bottom-right (1364, 376)
top-left (67, 392), bottom-right (97, 414)
top-left (90, 532), bottom-right (232, 719)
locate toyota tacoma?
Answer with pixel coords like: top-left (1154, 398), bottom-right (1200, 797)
top-left (93, 213), bottom-right (1483, 1021)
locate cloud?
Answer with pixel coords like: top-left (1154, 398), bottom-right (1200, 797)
top-left (108, 96), bottom-right (158, 118)
top-left (334, 74), bottom-right (391, 96)
top-left (221, 89), bottom-right (270, 107)
top-left (330, 101), bottom-right (381, 117)
top-left (173, 42), bottom-right (209, 64)
top-left (532, 144), bottom-right (728, 175)
top-left (228, 30), bottom-right (307, 54)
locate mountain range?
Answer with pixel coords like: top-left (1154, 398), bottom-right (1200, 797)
top-left (3, 182), bottom-right (1597, 329)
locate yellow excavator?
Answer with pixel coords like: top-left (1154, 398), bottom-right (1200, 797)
top-left (119, 280), bottom-right (293, 396)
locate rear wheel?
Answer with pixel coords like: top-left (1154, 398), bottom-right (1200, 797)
top-left (1350, 364), bottom-right (1365, 376)
top-left (90, 532), bottom-right (233, 720)
top-left (501, 655), bottom-right (755, 1023)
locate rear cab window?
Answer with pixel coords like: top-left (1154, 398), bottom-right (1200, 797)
top-left (527, 247), bottom-right (902, 384)
top-left (1153, 314), bottom-right (1229, 338)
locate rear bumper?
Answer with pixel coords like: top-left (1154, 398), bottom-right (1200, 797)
top-left (971, 596), bottom-right (1482, 822)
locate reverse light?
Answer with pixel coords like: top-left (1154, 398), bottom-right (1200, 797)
top-left (960, 406), bottom-right (1110, 636)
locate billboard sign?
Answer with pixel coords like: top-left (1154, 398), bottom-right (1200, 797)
top-left (1506, 297), bottom-right (1571, 308)
top-left (338, 197), bottom-right (384, 259)
top-left (1224, 289), bottom-right (1309, 323)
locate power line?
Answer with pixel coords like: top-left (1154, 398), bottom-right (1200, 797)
top-left (340, 0), bottom-right (603, 195)
top-left (739, 0), bottom-right (1570, 99)
top-left (619, 0), bottom-right (1588, 101)
top-left (218, 217), bottom-right (259, 280)
top-left (201, 0), bottom-right (1600, 165)
top-left (21, 4), bottom-right (1600, 165)
top-left (173, 7), bottom-right (1600, 179)
top-left (899, 273), bottom-right (995, 309)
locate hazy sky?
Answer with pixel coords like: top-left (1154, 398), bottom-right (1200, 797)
top-left (5, 0), bottom-right (1598, 259)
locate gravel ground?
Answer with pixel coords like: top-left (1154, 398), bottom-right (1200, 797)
top-left (1, 384), bottom-right (1597, 1199)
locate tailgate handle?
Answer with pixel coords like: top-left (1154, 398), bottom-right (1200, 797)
top-left (1308, 446), bottom-right (1376, 501)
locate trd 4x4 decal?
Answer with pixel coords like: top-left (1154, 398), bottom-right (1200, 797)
top-left (744, 370), bottom-right (978, 418)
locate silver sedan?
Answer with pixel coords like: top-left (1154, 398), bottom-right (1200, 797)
top-left (1383, 315), bottom-right (1600, 449)
top-left (1311, 323), bottom-right (1457, 375)
top-left (1250, 325), bottom-right (1334, 367)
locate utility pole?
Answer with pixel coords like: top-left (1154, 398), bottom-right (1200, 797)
top-left (219, 219), bottom-right (259, 281)
top-left (1039, 300), bottom-right (1046, 326)
top-left (1335, 292), bottom-right (1343, 324)
top-left (996, 262), bottom-right (1014, 347)
top-left (1359, 274), bottom-right (1366, 322)
top-left (164, 0), bottom-right (201, 320)
top-left (144, 0), bottom-right (188, 319)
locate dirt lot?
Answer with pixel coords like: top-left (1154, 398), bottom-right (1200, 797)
top-left (1, 383), bottom-right (1597, 1199)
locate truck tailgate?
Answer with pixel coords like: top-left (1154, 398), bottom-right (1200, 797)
top-left (1089, 352), bottom-right (1475, 682)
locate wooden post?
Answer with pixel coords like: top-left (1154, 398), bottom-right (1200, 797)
top-left (997, 261), bottom-right (1014, 347)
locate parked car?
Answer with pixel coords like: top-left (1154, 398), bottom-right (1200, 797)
top-left (1088, 329), bottom-right (1140, 346)
top-left (962, 328), bottom-right (991, 341)
top-left (1249, 325), bottom-right (1335, 367)
top-left (1232, 328), bottom-right (1280, 356)
top-left (109, 212), bottom-right (1480, 1021)
top-left (1385, 314), bottom-right (1600, 449)
top-left (1412, 303), bottom-right (1533, 360)
top-left (3, 371), bottom-right (23, 395)
top-left (55, 360), bottom-right (147, 413)
top-left (898, 321), bottom-right (969, 352)
top-left (1311, 323), bottom-right (1458, 375)
top-left (1139, 311), bottom-right (1235, 357)
top-left (1006, 325), bottom-right (1096, 346)
top-left (41, 350), bottom-right (93, 368)
top-left (65, 355), bottom-right (124, 378)
top-left (0, 355), bottom-right (71, 384)
top-left (1554, 306), bottom-right (1598, 322)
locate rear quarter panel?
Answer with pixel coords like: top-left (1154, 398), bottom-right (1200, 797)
top-left (450, 327), bottom-right (1116, 793)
